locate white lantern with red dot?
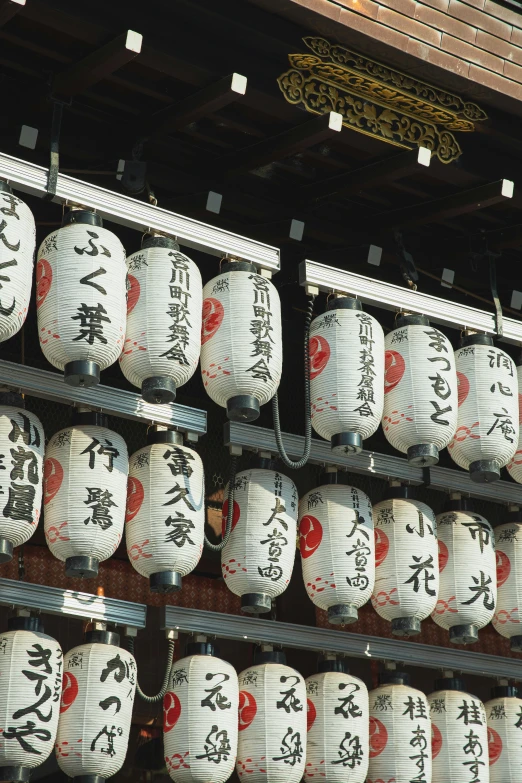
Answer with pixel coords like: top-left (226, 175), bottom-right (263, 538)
top-left (450, 334), bottom-right (518, 483)
top-left (237, 648), bottom-right (306, 783)
top-left (432, 498), bottom-right (496, 645)
top-left (429, 676), bottom-right (489, 783)
top-left (126, 428), bottom-right (204, 593)
top-left (37, 208), bottom-right (127, 388)
top-left (44, 410), bottom-right (128, 578)
top-left (163, 639), bottom-right (239, 783)
top-left (309, 296), bottom-right (384, 455)
top-left (200, 261), bottom-right (282, 422)
top-left (368, 671), bottom-right (432, 783)
top-left (299, 475), bottom-right (374, 625)
top-left (382, 314), bottom-right (458, 466)
top-left (492, 510), bottom-right (522, 652)
top-left (56, 628), bottom-right (136, 783)
top-left (506, 363), bottom-right (522, 483)
top-left (485, 684), bottom-right (522, 783)
top-left (0, 616), bottom-right (62, 783)
top-left (372, 485), bottom-right (438, 637)
top-left (119, 236), bottom-right (202, 404)
top-left (221, 464), bottom-right (298, 614)
top-left (305, 657), bottom-right (369, 783)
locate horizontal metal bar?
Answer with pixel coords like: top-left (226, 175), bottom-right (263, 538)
top-left (163, 605), bottom-right (522, 679)
top-left (300, 259), bottom-right (522, 345)
top-left (0, 359), bottom-right (207, 436)
top-left (0, 578), bottom-right (147, 628)
top-left (225, 422), bottom-right (522, 505)
top-left (0, 151), bottom-right (280, 271)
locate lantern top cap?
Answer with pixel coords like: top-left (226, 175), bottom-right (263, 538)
top-left (62, 208), bottom-right (103, 228)
top-left (396, 313), bottom-right (430, 328)
top-left (141, 234), bottom-right (180, 251)
top-left (186, 641), bottom-right (215, 656)
top-left (71, 410), bottom-right (109, 429)
top-left (326, 295), bottom-right (362, 312)
top-left (7, 615), bottom-right (43, 633)
top-left (442, 497), bottom-right (471, 512)
top-left (0, 391), bottom-right (24, 408)
top-left (434, 676), bottom-right (465, 692)
top-left (147, 428), bottom-right (183, 446)
top-left (491, 685), bottom-right (518, 698)
top-left (382, 484), bottom-right (413, 501)
top-left (85, 629), bottom-right (120, 647)
top-left (378, 670), bottom-right (410, 686)
top-left (254, 649), bottom-right (287, 665)
top-left (318, 657), bottom-right (347, 673)
top-left (460, 332), bottom-right (494, 348)
top-left (221, 260), bottom-right (257, 274)
top-left (0, 180), bottom-right (12, 194)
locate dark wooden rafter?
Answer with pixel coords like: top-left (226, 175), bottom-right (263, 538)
top-left (0, 0), bottom-right (24, 28)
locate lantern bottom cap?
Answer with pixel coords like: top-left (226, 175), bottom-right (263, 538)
top-left (328, 603), bottom-right (358, 625)
top-left (331, 432), bottom-right (363, 455)
top-left (150, 570), bottom-right (182, 593)
top-left (227, 395), bottom-right (260, 423)
top-left (142, 376), bottom-right (177, 405)
top-left (407, 443), bottom-right (439, 466)
top-left (510, 635), bottom-right (522, 652)
top-left (241, 592), bottom-right (272, 614)
top-left (73, 776), bottom-right (106, 783)
top-left (65, 555), bottom-right (99, 578)
top-left (0, 536), bottom-right (13, 564)
top-left (0, 765), bottom-right (31, 782)
top-left (391, 616), bottom-right (421, 636)
top-left (64, 360), bottom-right (100, 388)
top-left (449, 623), bottom-right (479, 645)
top-left (469, 459), bottom-right (500, 483)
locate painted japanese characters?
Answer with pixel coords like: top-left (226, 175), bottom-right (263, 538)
top-left (120, 237), bottom-right (202, 404)
top-left (299, 482), bottom-right (374, 625)
top-left (163, 645), bottom-right (239, 783)
top-left (506, 363), bottom-right (522, 483)
top-left (492, 516), bottom-right (522, 652)
top-left (0, 183), bottom-right (36, 342)
top-left (221, 468), bottom-right (298, 614)
top-left (309, 297), bottom-right (384, 455)
top-left (200, 262), bottom-right (282, 422)
top-left (37, 209), bottom-right (127, 388)
top-left (451, 335), bottom-right (518, 483)
top-left (485, 686), bottom-right (522, 783)
top-left (126, 431), bottom-right (204, 593)
top-left (44, 413), bottom-right (128, 578)
top-left (382, 315), bottom-right (458, 466)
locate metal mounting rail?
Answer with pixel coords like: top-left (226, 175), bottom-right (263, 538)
top-left (0, 151), bottom-right (280, 272)
top-left (300, 259), bottom-right (522, 345)
top-left (163, 605), bottom-right (522, 679)
top-left (0, 359), bottom-right (207, 436)
top-left (0, 578), bottom-right (147, 628)
top-left (225, 422), bottom-right (522, 505)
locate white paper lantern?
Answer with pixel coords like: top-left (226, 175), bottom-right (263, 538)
top-left (0, 182), bottom-right (35, 342)
top-left (56, 630), bottom-right (136, 782)
top-left (382, 314), bottom-right (458, 466)
top-left (492, 515), bottom-right (522, 652)
top-left (485, 685), bottom-right (522, 783)
top-left (200, 261), bottom-right (282, 422)
top-left (309, 297), bottom-right (384, 455)
top-left (237, 650), bottom-right (306, 783)
top-left (506, 364), bottom-right (522, 483)
top-left (372, 488), bottom-right (439, 636)
top-left (432, 503), bottom-right (496, 644)
top-left (44, 412), bottom-right (128, 578)
top-left (119, 236), bottom-right (202, 404)
top-left (299, 479), bottom-right (374, 625)
top-left (37, 209), bottom-right (127, 388)
top-left (305, 660), bottom-right (369, 783)
top-left (163, 641), bottom-right (239, 783)
top-left (126, 429), bottom-right (204, 592)
top-left (0, 616), bottom-right (62, 783)
top-left (450, 335), bottom-right (518, 482)
top-left (0, 395), bottom-right (44, 564)
top-left (368, 672), bottom-right (432, 783)
top-left (429, 678), bottom-right (489, 783)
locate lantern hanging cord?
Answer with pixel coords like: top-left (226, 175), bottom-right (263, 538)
top-left (271, 295), bottom-right (316, 470)
top-left (203, 454), bottom-right (238, 552)
top-left (126, 635), bottom-right (175, 704)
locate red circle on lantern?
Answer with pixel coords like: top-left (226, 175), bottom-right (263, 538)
top-left (496, 550), bottom-right (511, 588)
top-left (431, 723), bottom-right (443, 759)
top-left (60, 671), bottom-right (79, 713)
top-left (457, 371), bottom-right (470, 407)
top-left (299, 515), bottom-right (323, 559)
top-left (126, 477), bottom-right (145, 523)
top-left (369, 716), bottom-right (388, 757)
top-left (438, 540), bottom-right (449, 573)
top-left (309, 335), bottom-right (330, 379)
top-left (36, 258), bottom-right (52, 309)
top-left (201, 297), bottom-right (225, 344)
top-left (127, 274), bottom-right (140, 314)
top-left (221, 499), bottom-right (240, 538)
top-left (488, 726), bottom-right (502, 765)
top-left (44, 457), bottom-right (63, 505)
top-left (307, 698), bottom-right (317, 732)
top-left (163, 692), bottom-right (182, 733)
top-left (374, 528), bottom-right (390, 567)
top-left (238, 690), bottom-right (257, 731)
top-left (384, 350), bottom-right (405, 394)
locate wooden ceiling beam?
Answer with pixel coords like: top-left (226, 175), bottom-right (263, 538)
top-left (0, 0), bottom-right (24, 28)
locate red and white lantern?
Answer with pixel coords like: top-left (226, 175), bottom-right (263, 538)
top-left (44, 411), bottom-right (128, 578)
top-left (126, 428), bottom-right (204, 593)
top-left (200, 261), bottom-right (282, 422)
top-left (305, 658), bottom-right (369, 783)
top-left (0, 182), bottom-right (35, 342)
top-left (382, 314), bottom-right (458, 466)
top-left (368, 671), bottom-right (432, 783)
top-left (120, 236), bottom-right (202, 404)
top-left (309, 297), bottom-right (384, 455)
top-left (485, 684), bottom-right (522, 782)
top-left (221, 466), bottom-right (298, 614)
top-left (237, 648), bottom-right (306, 783)
top-left (506, 363), bottom-right (522, 483)
top-left (163, 640), bottom-right (239, 783)
top-left (299, 477), bottom-right (374, 625)
top-left (37, 209), bottom-right (127, 388)
top-left (372, 486), bottom-right (438, 636)
top-left (492, 510), bottom-right (522, 652)
top-left (450, 334), bottom-right (518, 483)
